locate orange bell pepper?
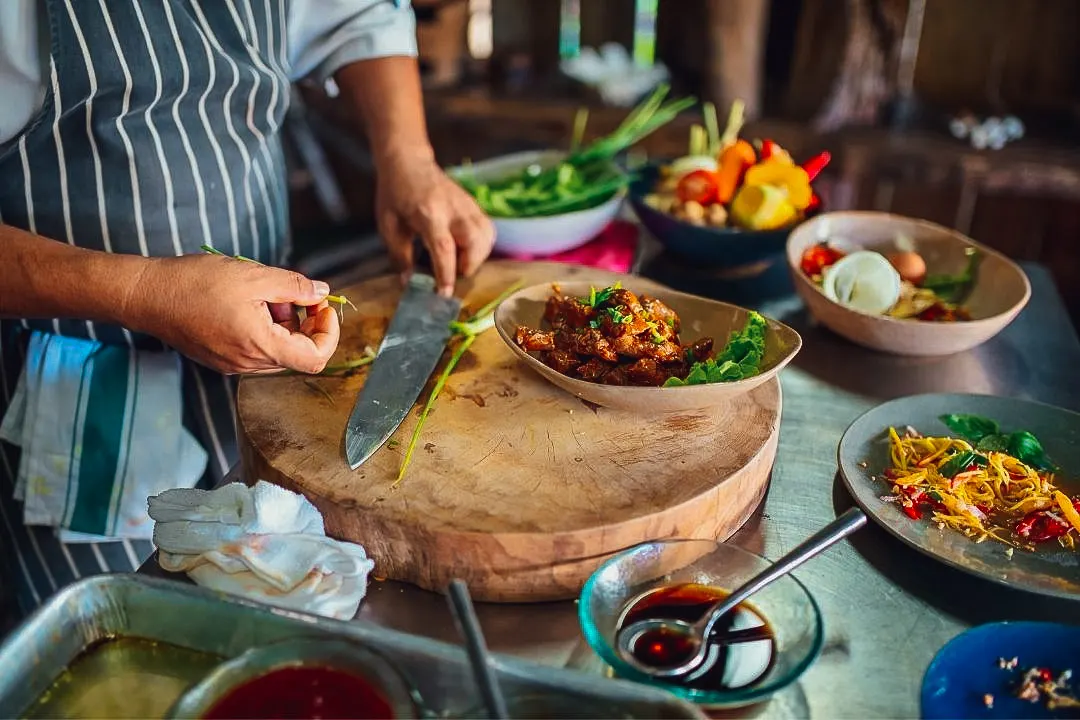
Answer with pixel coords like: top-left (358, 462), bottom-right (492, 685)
top-left (714, 139), bottom-right (756, 204)
top-left (743, 162), bottom-right (813, 210)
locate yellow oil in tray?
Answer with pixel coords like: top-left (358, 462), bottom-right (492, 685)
top-left (24, 637), bottom-right (223, 719)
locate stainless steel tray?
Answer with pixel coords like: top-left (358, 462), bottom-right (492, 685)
top-left (0, 574), bottom-right (705, 719)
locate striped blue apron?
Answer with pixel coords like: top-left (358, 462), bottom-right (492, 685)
top-left (0, 0), bottom-right (290, 619)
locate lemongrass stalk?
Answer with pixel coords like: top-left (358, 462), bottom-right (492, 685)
top-left (719, 99), bottom-right (746, 150)
top-left (570, 107), bottom-right (589, 151)
top-left (464, 279), bottom-right (525, 324)
top-left (200, 246), bottom-right (354, 315)
top-left (393, 333), bottom-right (476, 488)
top-left (703, 102), bottom-right (720, 156)
top-left (303, 378), bottom-right (335, 405)
top-left (392, 279), bottom-right (524, 486)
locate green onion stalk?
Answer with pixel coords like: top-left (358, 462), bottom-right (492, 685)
top-left (393, 279), bottom-right (525, 487)
top-left (455, 84), bottom-right (696, 219)
top-left (200, 245), bottom-right (357, 316)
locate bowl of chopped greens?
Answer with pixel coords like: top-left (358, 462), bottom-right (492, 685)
top-left (494, 278), bottom-right (802, 413)
top-left (449, 85), bottom-right (696, 257)
top-left (448, 149), bottom-right (627, 256)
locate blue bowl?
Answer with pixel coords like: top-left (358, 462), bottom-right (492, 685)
top-left (921, 621), bottom-right (1080, 719)
top-left (627, 161), bottom-right (809, 269)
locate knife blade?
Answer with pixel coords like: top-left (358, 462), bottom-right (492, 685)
top-left (344, 274), bottom-right (462, 469)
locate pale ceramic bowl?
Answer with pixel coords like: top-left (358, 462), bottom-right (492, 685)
top-left (448, 150), bottom-right (625, 257)
top-left (493, 279), bottom-right (802, 414)
top-left (785, 211), bottom-right (1031, 356)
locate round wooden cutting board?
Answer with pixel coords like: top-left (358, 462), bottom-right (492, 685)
top-left (238, 261), bottom-right (782, 602)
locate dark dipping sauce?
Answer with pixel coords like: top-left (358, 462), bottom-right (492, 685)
top-left (617, 583), bottom-right (777, 692)
top-left (202, 665), bottom-right (395, 720)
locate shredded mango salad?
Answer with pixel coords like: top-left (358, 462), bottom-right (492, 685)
top-left (884, 420), bottom-right (1080, 550)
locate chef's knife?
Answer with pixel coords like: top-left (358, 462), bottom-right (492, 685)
top-left (345, 274), bottom-right (462, 469)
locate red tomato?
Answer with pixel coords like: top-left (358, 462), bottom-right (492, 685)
top-left (800, 243), bottom-right (844, 277)
top-left (676, 170), bottom-right (720, 205)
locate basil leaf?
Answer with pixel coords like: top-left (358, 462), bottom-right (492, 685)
top-left (939, 414), bottom-right (1000, 443)
top-left (975, 433), bottom-right (1010, 452)
top-left (1006, 431), bottom-right (1056, 472)
top-left (939, 450), bottom-right (985, 478)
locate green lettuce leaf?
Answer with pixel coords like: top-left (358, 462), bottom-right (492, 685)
top-left (665, 311), bottom-right (768, 387)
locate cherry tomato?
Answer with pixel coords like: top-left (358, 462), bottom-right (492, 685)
top-left (800, 243), bottom-right (844, 277)
top-left (676, 169), bottom-right (720, 205)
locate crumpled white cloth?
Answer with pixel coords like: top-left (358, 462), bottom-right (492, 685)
top-left (149, 481), bottom-right (375, 620)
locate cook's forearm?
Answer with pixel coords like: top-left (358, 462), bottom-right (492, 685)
top-left (334, 56), bottom-right (433, 165)
top-left (0, 224), bottom-right (151, 327)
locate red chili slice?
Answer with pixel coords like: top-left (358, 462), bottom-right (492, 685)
top-left (1015, 509), bottom-right (1070, 542)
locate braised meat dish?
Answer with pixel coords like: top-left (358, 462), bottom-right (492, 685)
top-left (512, 284), bottom-right (716, 386)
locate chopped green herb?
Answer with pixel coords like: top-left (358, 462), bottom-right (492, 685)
top-left (582, 282), bottom-right (622, 309)
top-left (664, 311), bottom-right (768, 387)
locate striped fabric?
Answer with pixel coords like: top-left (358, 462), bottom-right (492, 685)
top-left (0, 0), bottom-right (288, 620)
top-left (0, 0), bottom-right (290, 345)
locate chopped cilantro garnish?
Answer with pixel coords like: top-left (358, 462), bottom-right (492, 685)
top-left (606, 306), bottom-right (632, 324)
top-left (664, 311), bottom-right (768, 387)
top-left (582, 282), bottom-right (622, 309)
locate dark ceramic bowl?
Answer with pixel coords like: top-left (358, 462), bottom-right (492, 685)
top-left (627, 161), bottom-right (814, 270)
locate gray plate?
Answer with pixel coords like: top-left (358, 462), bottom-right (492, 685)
top-left (837, 392), bottom-right (1080, 602)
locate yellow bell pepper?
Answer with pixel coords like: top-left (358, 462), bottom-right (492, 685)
top-left (743, 162), bottom-right (813, 210)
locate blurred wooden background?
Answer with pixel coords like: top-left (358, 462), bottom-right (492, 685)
top-left (285, 0), bottom-right (1080, 325)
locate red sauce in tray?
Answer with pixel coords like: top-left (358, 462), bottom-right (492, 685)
top-left (201, 665), bottom-right (396, 719)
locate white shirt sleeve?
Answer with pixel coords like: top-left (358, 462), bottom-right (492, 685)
top-left (287, 0), bottom-right (419, 84)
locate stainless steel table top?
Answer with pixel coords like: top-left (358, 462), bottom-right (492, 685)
top-left (148, 261), bottom-right (1080, 718)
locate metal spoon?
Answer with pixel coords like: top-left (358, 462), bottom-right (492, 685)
top-left (615, 507), bottom-right (867, 679)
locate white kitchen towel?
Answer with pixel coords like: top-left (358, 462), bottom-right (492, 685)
top-left (0, 331), bottom-right (207, 541)
top-left (149, 481), bottom-right (376, 620)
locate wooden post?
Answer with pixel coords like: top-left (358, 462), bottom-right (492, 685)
top-left (702, 0), bottom-right (770, 120)
top-left (813, 0), bottom-right (907, 132)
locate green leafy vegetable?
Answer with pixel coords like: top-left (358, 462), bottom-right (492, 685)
top-left (939, 450), bottom-right (986, 478)
top-left (939, 414), bottom-right (1000, 442)
top-left (453, 84), bottom-right (696, 219)
top-left (664, 311), bottom-right (768, 387)
top-left (974, 434), bottom-right (1010, 453)
top-left (938, 413), bottom-right (1057, 471)
top-left (1006, 431), bottom-right (1055, 472)
top-left (922, 247), bottom-right (981, 303)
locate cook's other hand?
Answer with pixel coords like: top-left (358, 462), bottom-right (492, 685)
top-left (377, 149), bottom-right (495, 297)
top-left (126, 255), bottom-right (341, 375)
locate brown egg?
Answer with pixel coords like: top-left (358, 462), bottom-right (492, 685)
top-left (887, 251), bottom-right (927, 285)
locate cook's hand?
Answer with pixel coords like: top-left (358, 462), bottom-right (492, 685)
top-left (125, 255), bottom-right (341, 375)
top-left (376, 148), bottom-right (495, 296)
